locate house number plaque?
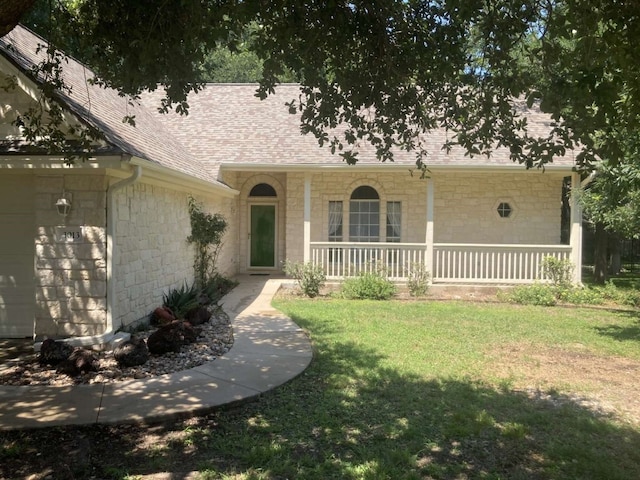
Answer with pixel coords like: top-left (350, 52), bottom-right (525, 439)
top-left (55, 226), bottom-right (84, 243)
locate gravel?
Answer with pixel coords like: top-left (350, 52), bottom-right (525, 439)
top-left (0, 309), bottom-right (234, 387)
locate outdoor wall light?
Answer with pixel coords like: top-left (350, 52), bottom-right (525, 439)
top-left (55, 194), bottom-right (72, 217)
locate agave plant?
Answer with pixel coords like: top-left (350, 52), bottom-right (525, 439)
top-left (162, 281), bottom-right (200, 319)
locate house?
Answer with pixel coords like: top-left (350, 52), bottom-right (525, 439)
top-left (0, 26), bottom-right (583, 343)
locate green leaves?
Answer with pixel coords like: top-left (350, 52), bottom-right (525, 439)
top-left (12, 1), bottom-right (640, 170)
top-left (187, 196), bottom-right (228, 288)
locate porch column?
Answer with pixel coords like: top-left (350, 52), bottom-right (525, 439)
top-left (303, 172), bottom-right (311, 262)
top-left (425, 178), bottom-right (434, 280)
top-left (570, 171), bottom-right (583, 284)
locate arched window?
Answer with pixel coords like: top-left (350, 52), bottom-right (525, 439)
top-left (349, 186), bottom-right (379, 242)
top-left (249, 183), bottom-right (277, 197)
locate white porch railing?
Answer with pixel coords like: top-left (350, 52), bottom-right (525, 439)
top-left (310, 242), bottom-right (572, 283)
top-left (310, 242), bottom-right (428, 280)
top-left (433, 243), bottom-right (572, 283)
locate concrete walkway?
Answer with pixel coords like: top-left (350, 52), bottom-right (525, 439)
top-left (0, 277), bottom-right (312, 430)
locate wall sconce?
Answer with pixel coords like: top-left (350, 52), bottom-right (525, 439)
top-left (55, 193), bottom-right (72, 217)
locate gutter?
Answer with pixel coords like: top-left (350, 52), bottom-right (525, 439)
top-left (219, 162), bottom-right (574, 174)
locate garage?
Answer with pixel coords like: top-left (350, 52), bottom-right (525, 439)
top-left (0, 174), bottom-right (35, 338)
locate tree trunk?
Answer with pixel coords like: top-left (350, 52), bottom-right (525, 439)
top-left (593, 222), bottom-right (608, 284)
top-left (0, 0), bottom-right (37, 37)
top-left (609, 233), bottom-right (622, 276)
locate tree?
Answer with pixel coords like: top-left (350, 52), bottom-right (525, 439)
top-left (579, 163), bottom-right (640, 282)
top-left (4, 0), bottom-right (640, 171)
top-left (197, 23), bottom-right (297, 84)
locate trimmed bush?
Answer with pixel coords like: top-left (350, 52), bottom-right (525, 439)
top-left (283, 260), bottom-right (326, 298)
top-left (340, 271), bottom-right (397, 300)
top-left (407, 262), bottom-right (430, 297)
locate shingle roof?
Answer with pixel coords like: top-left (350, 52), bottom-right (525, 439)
top-left (2, 25), bottom-right (575, 182)
top-left (0, 25), bottom-right (223, 186)
top-left (142, 84), bottom-right (577, 172)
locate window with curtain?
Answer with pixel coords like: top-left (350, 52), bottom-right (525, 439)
top-left (386, 201), bottom-right (401, 242)
top-left (328, 201), bottom-right (343, 241)
top-left (349, 186), bottom-right (380, 242)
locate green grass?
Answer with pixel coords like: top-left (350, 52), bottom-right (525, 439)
top-left (188, 299), bottom-right (640, 479)
top-left (2, 299), bottom-right (640, 480)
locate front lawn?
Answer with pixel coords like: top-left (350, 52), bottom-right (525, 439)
top-left (2, 298), bottom-right (639, 479)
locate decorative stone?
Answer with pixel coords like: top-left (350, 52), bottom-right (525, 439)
top-left (39, 339), bottom-right (74, 366)
top-left (113, 337), bottom-right (149, 367)
top-left (56, 348), bottom-right (99, 376)
top-left (185, 306), bottom-right (211, 326)
top-left (147, 320), bottom-right (200, 355)
top-left (150, 306), bottom-right (176, 326)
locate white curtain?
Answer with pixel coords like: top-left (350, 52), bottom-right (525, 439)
top-left (386, 202), bottom-right (401, 241)
top-left (328, 201), bottom-right (343, 241)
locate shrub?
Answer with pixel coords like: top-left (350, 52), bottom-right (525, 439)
top-left (623, 290), bottom-right (640, 307)
top-left (201, 274), bottom-right (238, 305)
top-left (407, 262), bottom-right (430, 297)
top-left (283, 260), bottom-right (326, 298)
top-left (340, 271), bottom-right (397, 300)
top-left (502, 283), bottom-right (557, 306)
top-left (541, 256), bottom-right (574, 288)
top-left (560, 286), bottom-right (605, 305)
top-left (163, 281), bottom-right (200, 318)
top-left (187, 196), bottom-right (228, 289)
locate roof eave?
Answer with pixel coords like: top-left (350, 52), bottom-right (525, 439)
top-left (220, 162), bottom-right (575, 174)
top-left (130, 156), bottom-right (238, 198)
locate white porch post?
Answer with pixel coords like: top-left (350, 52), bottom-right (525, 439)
top-left (570, 172), bottom-right (583, 284)
top-left (425, 178), bottom-right (434, 279)
top-left (303, 173), bottom-right (311, 262)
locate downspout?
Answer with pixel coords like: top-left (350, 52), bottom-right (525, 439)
top-left (35, 163), bottom-right (142, 351)
top-left (103, 164), bottom-right (143, 345)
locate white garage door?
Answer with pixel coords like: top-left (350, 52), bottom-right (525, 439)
top-left (0, 175), bottom-right (35, 338)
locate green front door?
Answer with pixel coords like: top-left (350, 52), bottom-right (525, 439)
top-left (250, 204), bottom-right (276, 267)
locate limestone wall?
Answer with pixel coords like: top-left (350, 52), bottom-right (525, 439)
top-left (112, 181), bottom-right (237, 328)
top-left (433, 171), bottom-right (563, 244)
top-left (34, 173), bottom-right (108, 339)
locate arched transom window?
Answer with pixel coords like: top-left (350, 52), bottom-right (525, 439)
top-left (249, 183), bottom-right (277, 197)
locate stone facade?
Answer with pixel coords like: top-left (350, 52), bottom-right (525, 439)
top-left (434, 171), bottom-right (564, 244)
top-left (113, 181), bottom-right (236, 329)
top-left (227, 172), bottom-right (287, 273)
top-left (29, 171), bottom-right (238, 339)
top-left (34, 173), bottom-right (108, 339)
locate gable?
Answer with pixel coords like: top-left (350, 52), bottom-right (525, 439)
top-left (0, 25), bottom-right (229, 189)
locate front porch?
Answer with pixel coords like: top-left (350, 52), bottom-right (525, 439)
top-left (310, 242), bottom-right (574, 284)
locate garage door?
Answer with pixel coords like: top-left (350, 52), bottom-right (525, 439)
top-left (0, 175), bottom-right (35, 338)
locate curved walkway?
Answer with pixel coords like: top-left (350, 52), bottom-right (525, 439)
top-left (0, 277), bottom-right (312, 430)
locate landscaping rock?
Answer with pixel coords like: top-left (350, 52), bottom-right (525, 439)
top-left (57, 348), bottom-right (99, 376)
top-left (149, 306), bottom-right (176, 326)
top-left (113, 337), bottom-right (149, 367)
top-left (39, 339), bottom-right (74, 366)
top-left (185, 305), bottom-right (211, 326)
top-left (147, 321), bottom-right (200, 355)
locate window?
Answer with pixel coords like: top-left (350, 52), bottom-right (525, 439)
top-left (328, 201), bottom-right (343, 242)
top-left (349, 186), bottom-right (380, 242)
top-left (386, 201), bottom-right (401, 242)
top-left (497, 202), bottom-right (512, 218)
top-left (249, 183), bottom-right (277, 197)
